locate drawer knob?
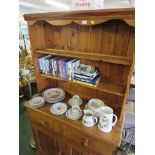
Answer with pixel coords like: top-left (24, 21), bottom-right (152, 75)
top-left (39, 120), bottom-right (49, 127)
top-left (81, 138), bottom-right (89, 147)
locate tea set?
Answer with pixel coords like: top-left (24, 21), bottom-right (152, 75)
top-left (29, 89), bottom-right (118, 133)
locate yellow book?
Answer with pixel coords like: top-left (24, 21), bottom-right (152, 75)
top-left (73, 79), bottom-right (97, 87)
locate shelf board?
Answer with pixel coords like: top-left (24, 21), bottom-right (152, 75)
top-left (39, 73), bottom-right (125, 96)
top-left (35, 49), bottom-right (132, 65)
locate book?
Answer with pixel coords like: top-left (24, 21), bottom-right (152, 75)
top-left (71, 59), bottom-right (80, 80)
top-left (38, 55), bottom-right (50, 74)
top-left (73, 77), bottom-right (100, 87)
top-left (38, 57), bottom-right (43, 73)
top-left (58, 58), bottom-right (65, 78)
top-left (61, 58), bottom-right (69, 79)
top-left (50, 56), bottom-right (59, 75)
top-left (67, 59), bottom-right (78, 80)
top-left (45, 55), bottom-right (52, 74)
top-left (53, 57), bottom-right (61, 76)
top-left (74, 74), bottom-right (100, 83)
top-left (75, 64), bottom-right (97, 77)
top-left (74, 72), bottom-right (99, 80)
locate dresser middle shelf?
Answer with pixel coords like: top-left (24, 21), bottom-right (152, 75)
top-left (38, 73), bottom-right (125, 96)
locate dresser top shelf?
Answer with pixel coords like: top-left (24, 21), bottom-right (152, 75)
top-left (35, 49), bottom-right (132, 65)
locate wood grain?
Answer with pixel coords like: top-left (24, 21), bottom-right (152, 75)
top-left (113, 20), bottom-right (131, 56)
top-left (35, 49), bottom-right (132, 65)
top-left (70, 23), bottom-right (79, 51)
top-left (79, 25), bottom-right (91, 52)
top-left (24, 8), bottom-right (135, 24)
top-left (25, 8), bottom-right (135, 155)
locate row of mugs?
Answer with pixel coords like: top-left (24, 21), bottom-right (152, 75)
top-left (71, 104), bottom-right (118, 133)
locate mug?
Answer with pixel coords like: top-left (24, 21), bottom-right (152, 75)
top-left (82, 110), bottom-right (97, 127)
top-left (71, 105), bottom-right (81, 116)
top-left (98, 107), bottom-right (117, 132)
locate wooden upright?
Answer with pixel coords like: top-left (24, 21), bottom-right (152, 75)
top-left (24, 8), bottom-right (135, 155)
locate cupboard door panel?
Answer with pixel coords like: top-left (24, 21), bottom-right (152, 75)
top-left (36, 128), bottom-right (66, 155)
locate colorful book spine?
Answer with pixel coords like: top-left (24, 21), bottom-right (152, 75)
top-left (71, 60), bottom-right (80, 79)
top-left (67, 59), bottom-right (77, 80)
top-left (58, 58), bottom-right (63, 78)
top-left (73, 79), bottom-right (99, 87)
top-left (54, 57), bottom-right (61, 77)
top-left (38, 58), bottom-right (43, 73)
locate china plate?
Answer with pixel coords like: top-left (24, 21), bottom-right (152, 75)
top-left (50, 102), bottom-right (67, 115)
top-left (66, 108), bottom-right (83, 120)
top-left (29, 96), bottom-right (45, 108)
top-left (88, 99), bottom-right (105, 110)
top-left (42, 88), bottom-right (65, 103)
top-left (85, 104), bottom-right (107, 118)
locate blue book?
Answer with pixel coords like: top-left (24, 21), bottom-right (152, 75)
top-left (61, 58), bottom-right (68, 79)
top-left (38, 58), bottom-right (43, 73)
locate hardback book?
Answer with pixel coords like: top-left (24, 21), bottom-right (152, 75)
top-left (53, 57), bottom-right (61, 76)
top-left (39, 55), bottom-right (51, 74)
top-left (67, 59), bottom-right (78, 80)
top-left (73, 76), bottom-right (101, 87)
top-left (61, 58), bottom-right (69, 79)
top-left (74, 74), bottom-right (100, 83)
top-left (71, 59), bottom-right (80, 80)
top-left (63, 58), bottom-right (72, 79)
top-left (38, 57), bottom-right (43, 73)
top-left (50, 56), bottom-right (59, 75)
top-left (58, 58), bottom-right (66, 78)
top-left (75, 64), bottom-right (97, 77)
top-left (74, 72), bottom-right (99, 80)
top-left (45, 56), bottom-right (52, 74)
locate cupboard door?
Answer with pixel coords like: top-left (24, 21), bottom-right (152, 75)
top-left (66, 140), bottom-right (93, 155)
top-left (36, 128), bottom-right (66, 155)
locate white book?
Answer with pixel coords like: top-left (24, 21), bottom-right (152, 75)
top-left (67, 59), bottom-right (77, 80)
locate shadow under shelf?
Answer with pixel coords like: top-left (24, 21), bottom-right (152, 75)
top-left (39, 73), bottom-right (125, 97)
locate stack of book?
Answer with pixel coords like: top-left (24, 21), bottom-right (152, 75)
top-left (73, 64), bottom-right (101, 87)
top-left (38, 55), bottom-right (80, 80)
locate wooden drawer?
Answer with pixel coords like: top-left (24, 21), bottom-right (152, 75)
top-left (64, 125), bottom-right (115, 155)
top-left (28, 108), bottom-right (62, 135)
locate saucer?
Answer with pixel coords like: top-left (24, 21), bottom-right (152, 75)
top-left (66, 108), bottom-right (83, 120)
top-left (50, 102), bottom-right (67, 115)
top-left (82, 119), bottom-right (94, 127)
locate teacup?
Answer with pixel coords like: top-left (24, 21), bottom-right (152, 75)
top-left (98, 107), bottom-right (117, 132)
top-left (69, 95), bottom-right (82, 106)
top-left (71, 105), bottom-right (81, 116)
top-left (82, 110), bottom-right (97, 127)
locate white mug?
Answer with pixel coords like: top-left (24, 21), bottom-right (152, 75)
top-left (98, 107), bottom-right (117, 132)
top-left (82, 110), bottom-right (97, 127)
